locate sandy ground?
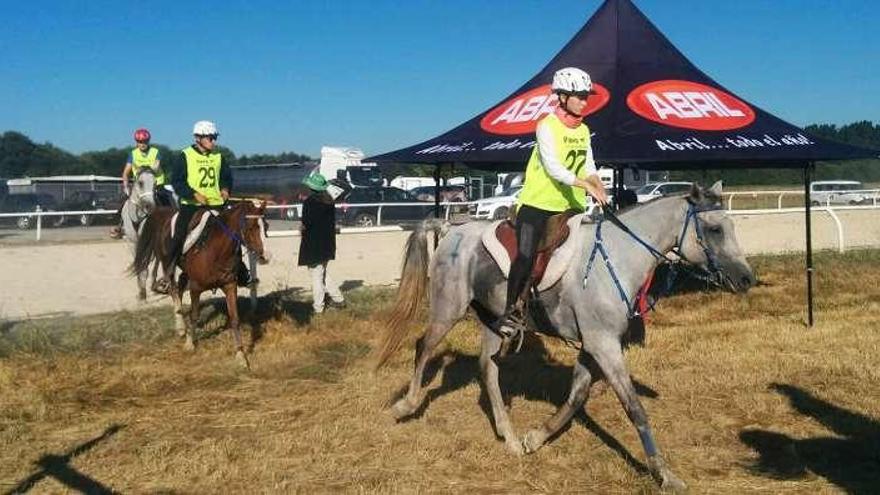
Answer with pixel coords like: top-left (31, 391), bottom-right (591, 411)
top-left (1, 210), bottom-right (877, 320)
top-left (0, 231), bottom-right (409, 320)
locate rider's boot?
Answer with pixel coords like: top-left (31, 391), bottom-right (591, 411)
top-left (493, 255), bottom-right (532, 341)
top-left (236, 260), bottom-right (257, 287)
top-left (493, 303), bottom-right (527, 339)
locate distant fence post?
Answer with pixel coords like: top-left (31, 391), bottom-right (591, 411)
top-left (35, 206), bottom-right (42, 241)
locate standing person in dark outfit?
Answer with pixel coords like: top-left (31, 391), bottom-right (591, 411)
top-left (168, 120), bottom-right (251, 286)
top-left (298, 172), bottom-right (345, 314)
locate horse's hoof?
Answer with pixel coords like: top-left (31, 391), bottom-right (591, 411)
top-left (521, 429), bottom-right (545, 454)
top-left (137, 290), bottom-right (147, 301)
top-left (505, 437), bottom-right (526, 456)
top-left (183, 338), bottom-right (195, 351)
top-left (390, 398), bottom-right (416, 420)
top-left (235, 350), bottom-right (250, 369)
top-left (660, 473), bottom-right (687, 493)
top-left (649, 456), bottom-right (687, 493)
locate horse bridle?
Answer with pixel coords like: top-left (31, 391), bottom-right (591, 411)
top-left (211, 207), bottom-right (267, 256)
top-left (129, 169), bottom-right (157, 221)
top-left (584, 200), bottom-right (727, 317)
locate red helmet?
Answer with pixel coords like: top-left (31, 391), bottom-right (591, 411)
top-left (133, 128), bottom-right (151, 142)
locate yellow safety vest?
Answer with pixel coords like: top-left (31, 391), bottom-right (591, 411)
top-left (518, 114), bottom-right (591, 212)
top-left (130, 147), bottom-right (165, 185)
top-left (180, 147), bottom-right (224, 206)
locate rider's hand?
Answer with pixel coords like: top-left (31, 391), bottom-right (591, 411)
top-left (574, 177), bottom-right (609, 205)
top-left (591, 184), bottom-right (609, 205)
top-left (220, 189), bottom-right (230, 201)
top-left (194, 192), bottom-right (208, 204)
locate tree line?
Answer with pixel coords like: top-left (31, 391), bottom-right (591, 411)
top-left (0, 131), bottom-right (313, 180)
top-left (1, 121), bottom-right (878, 186)
top-left (669, 121), bottom-right (880, 185)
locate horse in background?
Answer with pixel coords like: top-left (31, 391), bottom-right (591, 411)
top-left (120, 168), bottom-right (162, 300)
top-left (130, 201), bottom-right (271, 367)
top-left (377, 182), bottom-right (755, 492)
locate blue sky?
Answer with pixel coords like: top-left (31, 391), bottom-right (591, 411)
top-left (1, 0), bottom-right (877, 158)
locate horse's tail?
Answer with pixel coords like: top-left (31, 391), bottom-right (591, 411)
top-left (129, 213), bottom-right (158, 276)
top-left (376, 218), bottom-right (446, 369)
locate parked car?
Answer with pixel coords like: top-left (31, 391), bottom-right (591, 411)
top-left (469, 186), bottom-right (522, 220)
top-left (338, 187), bottom-right (436, 227)
top-left (809, 180), bottom-right (871, 206)
top-left (409, 185), bottom-right (468, 202)
top-left (635, 182), bottom-right (693, 203)
top-left (57, 190), bottom-right (125, 226)
top-left (0, 193), bottom-right (62, 230)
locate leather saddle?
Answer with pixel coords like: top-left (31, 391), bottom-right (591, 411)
top-left (481, 210), bottom-right (585, 292)
top-left (169, 209), bottom-right (220, 255)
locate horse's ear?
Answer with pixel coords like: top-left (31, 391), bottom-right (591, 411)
top-left (707, 180), bottom-right (723, 203)
top-left (688, 182), bottom-right (704, 203)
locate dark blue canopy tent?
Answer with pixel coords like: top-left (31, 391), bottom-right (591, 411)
top-left (367, 0), bottom-right (878, 324)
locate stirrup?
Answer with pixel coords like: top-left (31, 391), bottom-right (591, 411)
top-left (494, 310), bottom-right (527, 339)
top-left (151, 279), bottom-right (170, 295)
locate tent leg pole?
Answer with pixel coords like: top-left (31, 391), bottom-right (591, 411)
top-left (433, 165), bottom-right (441, 250)
top-left (804, 162), bottom-right (814, 327)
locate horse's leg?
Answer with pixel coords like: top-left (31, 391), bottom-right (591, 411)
top-left (521, 350), bottom-right (599, 453)
top-left (184, 289), bottom-right (202, 351)
top-left (478, 324), bottom-right (524, 455)
top-left (389, 319), bottom-right (456, 420)
top-left (165, 263), bottom-right (185, 336)
top-left (149, 258), bottom-right (162, 293)
top-left (592, 338), bottom-right (687, 492)
top-left (223, 282), bottom-right (249, 368)
top-left (136, 253), bottom-right (148, 301)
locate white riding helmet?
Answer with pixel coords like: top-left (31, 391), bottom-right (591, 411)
top-left (551, 67), bottom-right (593, 96)
top-left (193, 120), bottom-right (219, 136)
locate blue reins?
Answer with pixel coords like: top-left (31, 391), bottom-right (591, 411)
top-left (582, 202), bottom-right (725, 317)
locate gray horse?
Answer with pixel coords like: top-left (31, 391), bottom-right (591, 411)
top-left (122, 168), bottom-right (159, 300)
top-left (378, 182), bottom-right (755, 492)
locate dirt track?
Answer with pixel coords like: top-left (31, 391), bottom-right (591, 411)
top-left (1, 210), bottom-right (877, 320)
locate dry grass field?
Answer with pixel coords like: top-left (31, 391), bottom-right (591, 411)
top-left (1, 250), bottom-right (879, 493)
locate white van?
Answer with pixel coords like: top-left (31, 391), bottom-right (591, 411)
top-left (635, 182), bottom-right (693, 203)
top-left (809, 180), bottom-right (869, 206)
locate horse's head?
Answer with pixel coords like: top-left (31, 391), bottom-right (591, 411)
top-left (678, 181), bottom-right (756, 293)
top-left (239, 200), bottom-right (271, 265)
top-left (131, 168), bottom-right (157, 213)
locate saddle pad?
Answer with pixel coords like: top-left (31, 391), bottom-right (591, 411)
top-left (169, 210), bottom-right (219, 255)
top-left (481, 213), bottom-right (584, 292)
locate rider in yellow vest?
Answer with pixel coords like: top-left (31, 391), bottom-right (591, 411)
top-left (124, 128), bottom-right (164, 190)
top-left (168, 120), bottom-right (252, 286)
top-left (110, 128), bottom-right (164, 239)
top-left (495, 67), bottom-right (609, 337)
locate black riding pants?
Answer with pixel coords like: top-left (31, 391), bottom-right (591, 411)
top-left (504, 204), bottom-right (557, 311)
top-left (154, 186), bottom-right (176, 208)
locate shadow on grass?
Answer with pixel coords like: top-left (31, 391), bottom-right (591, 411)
top-left (739, 383), bottom-right (880, 494)
top-left (389, 333), bottom-right (658, 474)
top-left (5, 424), bottom-right (124, 495)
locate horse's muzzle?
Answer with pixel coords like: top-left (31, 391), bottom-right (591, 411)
top-left (257, 250), bottom-right (271, 265)
top-left (725, 266), bottom-right (756, 293)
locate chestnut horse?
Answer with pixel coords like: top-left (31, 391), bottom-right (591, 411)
top-left (130, 201), bottom-right (271, 367)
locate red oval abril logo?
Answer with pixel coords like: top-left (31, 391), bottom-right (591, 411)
top-left (626, 80), bottom-right (755, 131)
top-left (480, 83), bottom-right (610, 135)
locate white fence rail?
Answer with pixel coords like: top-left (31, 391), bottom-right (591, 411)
top-left (2, 201), bottom-right (878, 253)
top-left (726, 189), bottom-right (880, 210)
